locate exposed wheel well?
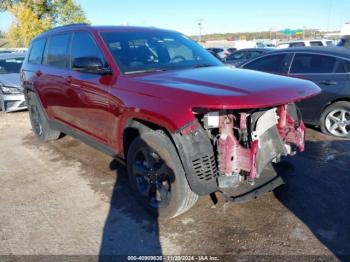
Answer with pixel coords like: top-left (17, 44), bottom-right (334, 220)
top-left (122, 119), bottom-right (174, 159)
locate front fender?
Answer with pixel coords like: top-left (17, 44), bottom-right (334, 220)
top-left (172, 120), bottom-right (218, 195)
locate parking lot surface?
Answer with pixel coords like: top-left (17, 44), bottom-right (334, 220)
top-left (0, 111), bottom-right (349, 258)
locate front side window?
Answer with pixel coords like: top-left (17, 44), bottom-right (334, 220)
top-left (0, 57), bottom-right (24, 74)
top-left (45, 33), bottom-right (71, 68)
top-left (290, 54), bottom-right (336, 74)
top-left (70, 31), bottom-right (104, 67)
top-left (243, 54), bottom-right (288, 73)
top-left (100, 31), bottom-right (222, 74)
top-left (28, 38), bottom-right (46, 64)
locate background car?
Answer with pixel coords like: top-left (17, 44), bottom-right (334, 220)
top-left (205, 47), bottom-right (235, 59)
top-left (207, 49), bottom-right (223, 61)
top-left (337, 36), bottom-right (350, 48)
top-left (276, 39), bottom-right (334, 49)
top-left (0, 53), bottom-right (27, 112)
top-left (224, 48), bottom-right (274, 66)
top-left (239, 47), bottom-right (350, 137)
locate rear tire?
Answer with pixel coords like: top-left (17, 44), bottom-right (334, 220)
top-left (27, 91), bottom-right (61, 141)
top-left (127, 131), bottom-right (198, 218)
top-left (320, 101), bottom-right (350, 137)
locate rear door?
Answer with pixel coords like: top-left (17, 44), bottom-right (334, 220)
top-left (288, 53), bottom-right (341, 124)
top-left (40, 33), bottom-right (72, 121)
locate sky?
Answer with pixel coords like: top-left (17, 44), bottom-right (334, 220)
top-left (1, 0), bottom-right (349, 35)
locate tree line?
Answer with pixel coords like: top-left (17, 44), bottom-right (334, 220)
top-left (0, 0), bottom-right (89, 47)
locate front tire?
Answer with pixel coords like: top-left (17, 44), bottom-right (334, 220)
top-left (27, 91), bottom-right (61, 141)
top-left (127, 131), bottom-right (198, 218)
top-left (320, 101), bottom-right (350, 137)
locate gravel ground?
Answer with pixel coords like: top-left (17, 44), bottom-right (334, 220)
top-left (0, 111), bottom-right (349, 260)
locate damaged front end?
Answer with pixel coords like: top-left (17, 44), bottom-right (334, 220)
top-left (174, 103), bottom-right (304, 201)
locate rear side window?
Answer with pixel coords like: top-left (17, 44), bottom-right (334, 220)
top-left (70, 32), bottom-right (104, 66)
top-left (290, 54), bottom-right (336, 74)
top-left (310, 41), bottom-right (323, 47)
top-left (246, 51), bottom-right (262, 60)
top-left (335, 59), bottom-right (350, 73)
top-left (28, 38), bottom-right (46, 64)
top-left (289, 42), bottom-right (305, 47)
top-left (226, 51), bottom-right (245, 61)
top-left (213, 48), bottom-right (223, 53)
top-left (243, 54), bottom-right (288, 73)
top-left (45, 33), bottom-right (71, 68)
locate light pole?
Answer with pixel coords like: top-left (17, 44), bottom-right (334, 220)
top-left (198, 19), bottom-right (203, 43)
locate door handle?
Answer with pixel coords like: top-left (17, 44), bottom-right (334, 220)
top-left (35, 70), bottom-right (42, 77)
top-left (319, 80), bottom-right (337, 86)
top-left (65, 75), bottom-right (73, 83)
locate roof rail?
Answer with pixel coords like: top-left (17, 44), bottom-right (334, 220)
top-left (44, 23), bottom-right (90, 32)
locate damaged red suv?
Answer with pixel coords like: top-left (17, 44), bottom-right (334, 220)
top-left (21, 24), bottom-right (320, 218)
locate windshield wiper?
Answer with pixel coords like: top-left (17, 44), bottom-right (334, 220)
top-left (125, 68), bottom-right (167, 75)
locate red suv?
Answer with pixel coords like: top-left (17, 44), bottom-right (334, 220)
top-left (21, 24), bottom-right (320, 218)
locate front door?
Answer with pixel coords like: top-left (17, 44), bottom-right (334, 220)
top-left (66, 31), bottom-right (115, 146)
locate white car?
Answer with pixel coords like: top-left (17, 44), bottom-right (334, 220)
top-left (0, 53), bottom-right (27, 112)
top-left (276, 40), bottom-right (334, 49)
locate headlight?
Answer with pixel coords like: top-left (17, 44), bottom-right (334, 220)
top-left (0, 85), bottom-right (22, 95)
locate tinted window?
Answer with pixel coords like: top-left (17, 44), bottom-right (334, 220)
top-left (246, 51), bottom-right (262, 60)
top-left (289, 42), bottom-right (305, 47)
top-left (290, 54), bottom-right (336, 74)
top-left (71, 32), bottom-right (104, 67)
top-left (101, 31), bottom-right (222, 74)
top-left (45, 34), bottom-right (71, 68)
top-left (226, 51), bottom-right (245, 61)
top-left (213, 48), bottom-right (223, 53)
top-left (28, 38), bottom-right (46, 64)
top-left (310, 41), bottom-right (323, 46)
top-left (335, 59), bottom-right (350, 73)
top-left (243, 54), bottom-right (288, 73)
top-left (0, 57), bottom-right (24, 74)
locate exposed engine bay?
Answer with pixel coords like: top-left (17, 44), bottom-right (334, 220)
top-left (194, 103), bottom-right (305, 191)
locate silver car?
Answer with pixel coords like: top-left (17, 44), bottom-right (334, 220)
top-left (0, 53), bottom-right (26, 112)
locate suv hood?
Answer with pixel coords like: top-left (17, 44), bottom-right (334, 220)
top-left (128, 66), bottom-right (321, 109)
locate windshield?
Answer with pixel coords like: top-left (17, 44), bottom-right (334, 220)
top-left (100, 31), bottom-right (223, 74)
top-left (0, 57), bottom-right (24, 74)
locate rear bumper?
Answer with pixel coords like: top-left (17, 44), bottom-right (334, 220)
top-left (0, 93), bottom-right (27, 112)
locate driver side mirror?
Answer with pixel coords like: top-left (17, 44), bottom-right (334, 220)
top-left (72, 57), bottom-right (112, 75)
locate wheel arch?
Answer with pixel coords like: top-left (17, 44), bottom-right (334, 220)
top-left (319, 97), bottom-right (350, 124)
top-left (121, 118), bottom-right (177, 160)
top-left (120, 117), bottom-right (219, 196)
